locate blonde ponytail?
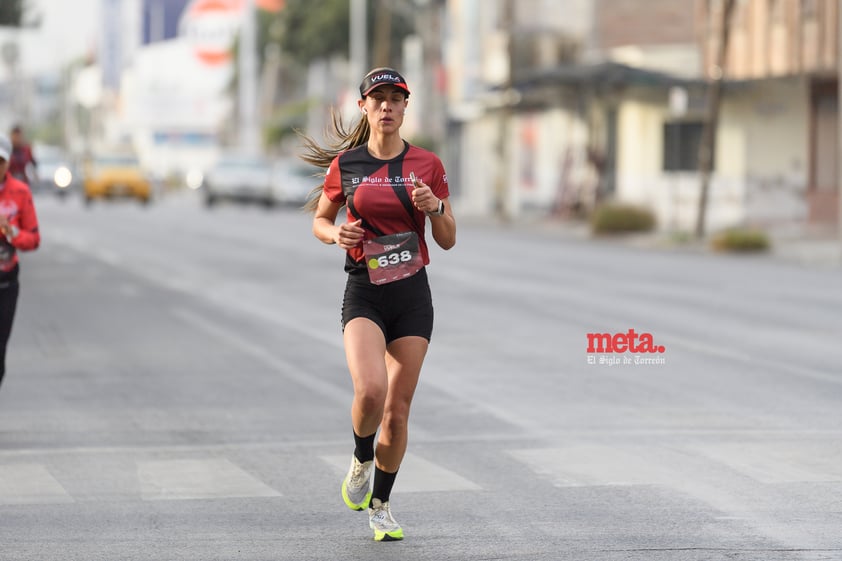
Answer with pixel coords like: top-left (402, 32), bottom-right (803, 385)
top-left (299, 108), bottom-right (371, 212)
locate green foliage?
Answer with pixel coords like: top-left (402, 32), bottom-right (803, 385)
top-left (0, 0), bottom-right (38, 27)
top-left (273, 0), bottom-right (415, 68)
top-left (276, 0), bottom-right (350, 62)
top-left (710, 228), bottom-right (770, 252)
top-left (0, 0), bottom-right (24, 26)
top-left (668, 230), bottom-right (694, 245)
top-left (264, 98), bottom-right (319, 145)
top-left (590, 202), bottom-right (656, 235)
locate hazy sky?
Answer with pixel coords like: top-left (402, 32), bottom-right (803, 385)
top-left (0, 0), bottom-right (100, 78)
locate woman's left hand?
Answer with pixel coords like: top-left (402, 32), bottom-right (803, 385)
top-left (410, 178), bottom-right (440, 214)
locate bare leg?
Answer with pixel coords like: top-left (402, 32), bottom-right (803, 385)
top-left (375, 335), bottom-right (428, 472)
top-left (343, 318), bottom-right (388, 438)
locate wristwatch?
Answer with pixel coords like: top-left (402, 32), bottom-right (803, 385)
top-left (427, 199), bottom-right (445, 217)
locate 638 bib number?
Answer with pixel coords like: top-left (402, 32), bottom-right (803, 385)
top-left (363, 231), bottom-right (424, 285)
top-left (370, 250), bottom-right (414, 268)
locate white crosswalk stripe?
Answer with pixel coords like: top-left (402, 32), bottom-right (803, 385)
top-left (137, 458), bottom-right (281, 501)
top-left (510, 445), bottom-right (677, 487)
top-left (321, 452), bottom-right (482, 493)
top-left (691, 441), bottom-right (842, 484)
top-left (510, 441), bottom-right (842, 489)
top-left (3, 441), bottom-right (836, 506)
top-left (0, 463), bottom-right (73, 505)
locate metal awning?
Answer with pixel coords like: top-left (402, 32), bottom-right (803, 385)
top-left (513, 61), bottom-right (698, 90)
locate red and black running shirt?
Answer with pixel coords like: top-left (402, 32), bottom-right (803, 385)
top-left (9, 144), bottom-right (36, 183)
top-left (0, 173), bottom-right (40, 274)
top-left (323, 141), bottom-right (449, 272)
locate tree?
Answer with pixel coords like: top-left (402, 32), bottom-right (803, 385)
top-left (255, 0), bottom-right (417, 146)
top-left (273, 0), bottom-right (414, 69)
top-left (696, 0), bottom-right (736, 239)
top-left (0, 0), bottom-right (38, 28)
top-left (0, 1), bottom-right (24, 27)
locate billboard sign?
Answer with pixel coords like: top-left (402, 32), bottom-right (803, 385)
top-left (180, 0), bottom-right (243, 66)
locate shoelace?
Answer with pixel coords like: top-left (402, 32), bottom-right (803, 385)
top-left (350, 460), bottom-right (370, 484)
top-left (371, 503), bottom-right (394, 525)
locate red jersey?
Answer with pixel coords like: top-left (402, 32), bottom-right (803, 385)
top-left (0, 173), bottom-right (40, 273)
top-left (323, 142), bottom-right (449, 272)
top-left (8, 144), bottom-right (36, 184)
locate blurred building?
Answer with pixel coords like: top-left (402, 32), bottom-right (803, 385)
top-left (697, 0), bottom-right (838, 229)
top-left (444, 0), bottom-right (840, 233)
top-left (445, 0), bottom-right (705, 224)
top-left (66, 0), bottom-right (284, 179)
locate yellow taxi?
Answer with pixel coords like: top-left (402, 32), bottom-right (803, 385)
top-left (83, 153), bottom-right (152, 205)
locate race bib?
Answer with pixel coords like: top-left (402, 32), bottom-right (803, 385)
top-left (363, 231), bottom-right (423, 285)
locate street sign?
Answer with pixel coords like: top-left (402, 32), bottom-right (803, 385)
top-left (180, 0), bottom-right (242, 66)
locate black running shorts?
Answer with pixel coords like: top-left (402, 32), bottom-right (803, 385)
top-left (341, 267), bottom-right (434, 343)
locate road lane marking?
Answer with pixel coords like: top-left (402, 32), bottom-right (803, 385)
top-left (137, 458), bottom-right (280, 501)
top-left (509, 445), bottom-right (675, 487)
top-left (692, 442), bottom-right (842, 483)
top-left (51, 230), bottom-right (343, 351)
top-left (3, 429), bottom-right (842, 459)
top-left (321, 452), bottom-right (482, 493)
top-left (661, 334), bottom-right (841, 387)
top-left (172, 307), bottom-right (350, 406)
top-left (0, 463), bottom-right (74, 505)
top-left (508, 441), bottom-right (841, 550)
top-left (436, 265), bottom-right (841, 387)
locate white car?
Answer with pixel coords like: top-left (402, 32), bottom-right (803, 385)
top-left (271, 158), bottom-right (320, 207)
top-left (203, 154), bottom-right (276, 208)
top-left (32, 145), bottom-right (78, 198)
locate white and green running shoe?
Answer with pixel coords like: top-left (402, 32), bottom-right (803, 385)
top-left (369, 498), bottom-right (404, 541)
top-left (341, 455), bottom-right (373, 511)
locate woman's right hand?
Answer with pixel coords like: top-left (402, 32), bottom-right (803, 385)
top-left (335, 219), bottom-right (364, 250)
top-left (0, 216), bottom-right (11, 239)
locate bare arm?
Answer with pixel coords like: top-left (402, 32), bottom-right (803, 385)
top-left (427, 198), bottom-right (456, 250)
top-left (410, 180), bottom-right (456, 250)
top-left (312, 191), bottom-right (365, 250)
top-left (0, 193), bottom-right (39, 251)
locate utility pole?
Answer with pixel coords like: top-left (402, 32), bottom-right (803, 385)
top-left (372, 0), bottom-right (392, 67)
top-left (695, 0), bottom-right (736, 239)
top-left (837, 0), bottom-right (842, 257)
top-left (494, 0), bottom-right (514, 221)
top-left (350, 0), bottom-right (367, 91)
top-left (0, 39), bottom-right (22, 119)
top-left (238, 0), bottom-right (260, 155)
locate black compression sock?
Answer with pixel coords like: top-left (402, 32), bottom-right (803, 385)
top-left (371, 466), bottom-right (398, 504)
top-left (353, 430), bottom-right (376, 463)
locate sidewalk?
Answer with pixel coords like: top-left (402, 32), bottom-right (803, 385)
top-left (463, 214), bottom-right (842, 267)
top-left (768, 233), bottom-right (842, 267)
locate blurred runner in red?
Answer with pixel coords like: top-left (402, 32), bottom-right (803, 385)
top-left (0, 133), bottom-right (40, 389)
top-left (8, 125), bottom-right (38, 186)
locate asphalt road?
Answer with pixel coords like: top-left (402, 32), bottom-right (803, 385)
top-left (0, 190), bottom-right (840, 561)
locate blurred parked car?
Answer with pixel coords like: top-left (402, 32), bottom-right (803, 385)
top-left (272, 159), bottom-right (320, 207)
top-left (83, 153), bottom-right (153, 206)
top-left (202, 154), bottom-right (276, 208)
top-left (32, 145), bottom-right (78, 198)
